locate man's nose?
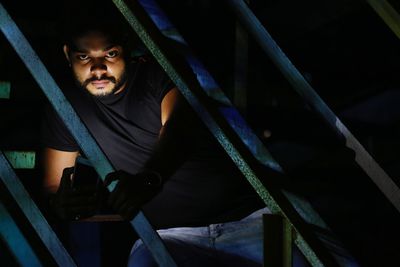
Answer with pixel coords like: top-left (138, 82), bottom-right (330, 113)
top-left (90, 59), bottom-right (107, 78)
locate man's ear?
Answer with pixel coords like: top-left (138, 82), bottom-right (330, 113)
top-left (63, 45), bottom-right (71, 63)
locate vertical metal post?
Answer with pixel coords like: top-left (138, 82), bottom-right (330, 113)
top-left (263, 214), bottom-right (292, 267)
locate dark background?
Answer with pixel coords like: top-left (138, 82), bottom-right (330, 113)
top-left (0, 0), bottom-right (400, 266)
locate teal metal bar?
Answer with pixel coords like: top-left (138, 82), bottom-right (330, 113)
top-left (0, 201), bottom-right (42, 267)
top-left (0, 81), bottom-right (10, 99)
top-left (0, 4), bottom-right (176, 267)
top-left (0, 152), bottom-right (76, 267)
top-left (225, 0), bottom-right (400, 214)
top-left (4, 151), bottom-right (36, 169)
top-left (366, 0), bottom-right (400, 39)
top-left (113, 1), bottom-right (338, 266)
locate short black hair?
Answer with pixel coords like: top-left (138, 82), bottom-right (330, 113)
top-left (60, 0), bottom-right (135, 52)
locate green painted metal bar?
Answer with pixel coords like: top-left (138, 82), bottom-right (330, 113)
top-left (4, 151), bottom-right (35, 169)
top-left (0, 151), bottom-right (76, 266)
top-left (0, 81), bottom-right (10, 99)
top-left (113, 1), bottom-right (339, 266)
top-left (0, 4), bottom-right (177, 267)
top-left (226, 0), bottom-right (400, 214)
top-left (366, 0), bottom-right (400, 39)
top-left (0, 201), bottom-right (42, 267)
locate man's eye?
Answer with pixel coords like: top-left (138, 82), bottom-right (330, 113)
top-left (77, 54), bottom-right (89, 60)
top-left (106, 50), bottom-right (119, 58)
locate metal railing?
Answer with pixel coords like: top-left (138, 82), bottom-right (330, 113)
top-left (113, 0), bottom-right (343, 266)
top-left (2, 0), bottom-right (389, 265)
top-left (0, 3), bottom-right (177, 266)
top-left (225, 0), bottom-right (400, 214)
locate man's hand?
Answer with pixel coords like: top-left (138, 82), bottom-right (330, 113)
top-left (104, 170), bottom-right (163, 220)
top-left (48, 167), bottom-right (102, 221)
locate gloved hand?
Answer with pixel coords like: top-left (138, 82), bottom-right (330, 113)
top-left (48, 167), bottom-right (102, 221)
top-left (104, 170), bottom-right (163, 220)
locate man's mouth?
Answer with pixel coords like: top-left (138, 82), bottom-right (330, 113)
top-left (91, 79), bottom-right (111, 89)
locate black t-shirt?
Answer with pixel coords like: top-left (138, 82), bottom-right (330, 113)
top-left (42, 59), bottom-right (263, 229)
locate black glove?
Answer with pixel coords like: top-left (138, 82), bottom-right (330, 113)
top-left (104, 169), bottom-right (163, 220)
top-left (48, 167), bottom-right (102, 221)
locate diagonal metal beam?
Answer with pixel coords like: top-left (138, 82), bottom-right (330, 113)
top-left (366, 0), bottom-right (400, 39)
top-left (0, 151), bottom-right (75, 266)
top-left (113, 0), bottom-right (341, 266)
top-left (225, 0), bottom-right (400, 214)
top-left (0, 201), bottom-right (42, 267)
top-left (0, 4), bottom-right (177, 267)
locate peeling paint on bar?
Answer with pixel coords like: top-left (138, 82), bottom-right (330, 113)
top-left (4, 151), bottom-right (35, 169)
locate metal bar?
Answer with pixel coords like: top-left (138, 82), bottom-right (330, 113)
top-left (225, 0), bottom-right (400, 214)
top-left (0, 152), bottom-right (76, 266)
top-left (4, 151), bottom-right (35, 169)
top-left (0, 201), bottom-right (42, 267)
top-left (0, 4), bottom-right (177, 267)
top-left (263, 214), bottom-right (285, 267)
top-left (366, 0), bottom-right (400, 39)
top-left (282, 216), bottom-right (293, 267)
top-left (113, 1), bottom-right (338, 266)
top-left (0, 81), bottom-right (10, 99)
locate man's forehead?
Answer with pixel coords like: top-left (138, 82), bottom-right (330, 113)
top-left (71, 31), bottom-right (118, 52)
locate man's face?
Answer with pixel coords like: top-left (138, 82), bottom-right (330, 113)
top-left (64, 31), bottom-right (127, 97)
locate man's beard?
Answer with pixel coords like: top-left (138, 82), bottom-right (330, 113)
top-left (75, 70), bottom-right (128, 98)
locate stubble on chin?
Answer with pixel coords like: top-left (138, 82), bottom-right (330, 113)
top-left (73, 69), bottom-right (128, 98)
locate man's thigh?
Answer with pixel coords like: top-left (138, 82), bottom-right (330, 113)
top-left (128, 226), bottom-right (218, 267)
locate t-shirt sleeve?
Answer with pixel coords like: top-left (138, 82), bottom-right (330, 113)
top-left (41, 104), bottom-right (80, 152)
top-left (145, 59), bottom-right (176, 103)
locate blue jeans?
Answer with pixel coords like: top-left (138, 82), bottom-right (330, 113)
top-left (128, 207), bottom-right (358, 267)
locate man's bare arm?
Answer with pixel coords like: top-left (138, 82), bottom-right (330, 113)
top-left (42, 148), bottom-right (78, 194)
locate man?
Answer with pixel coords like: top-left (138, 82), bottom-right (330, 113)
top-left (41, 18), bottom-right (267, 266)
